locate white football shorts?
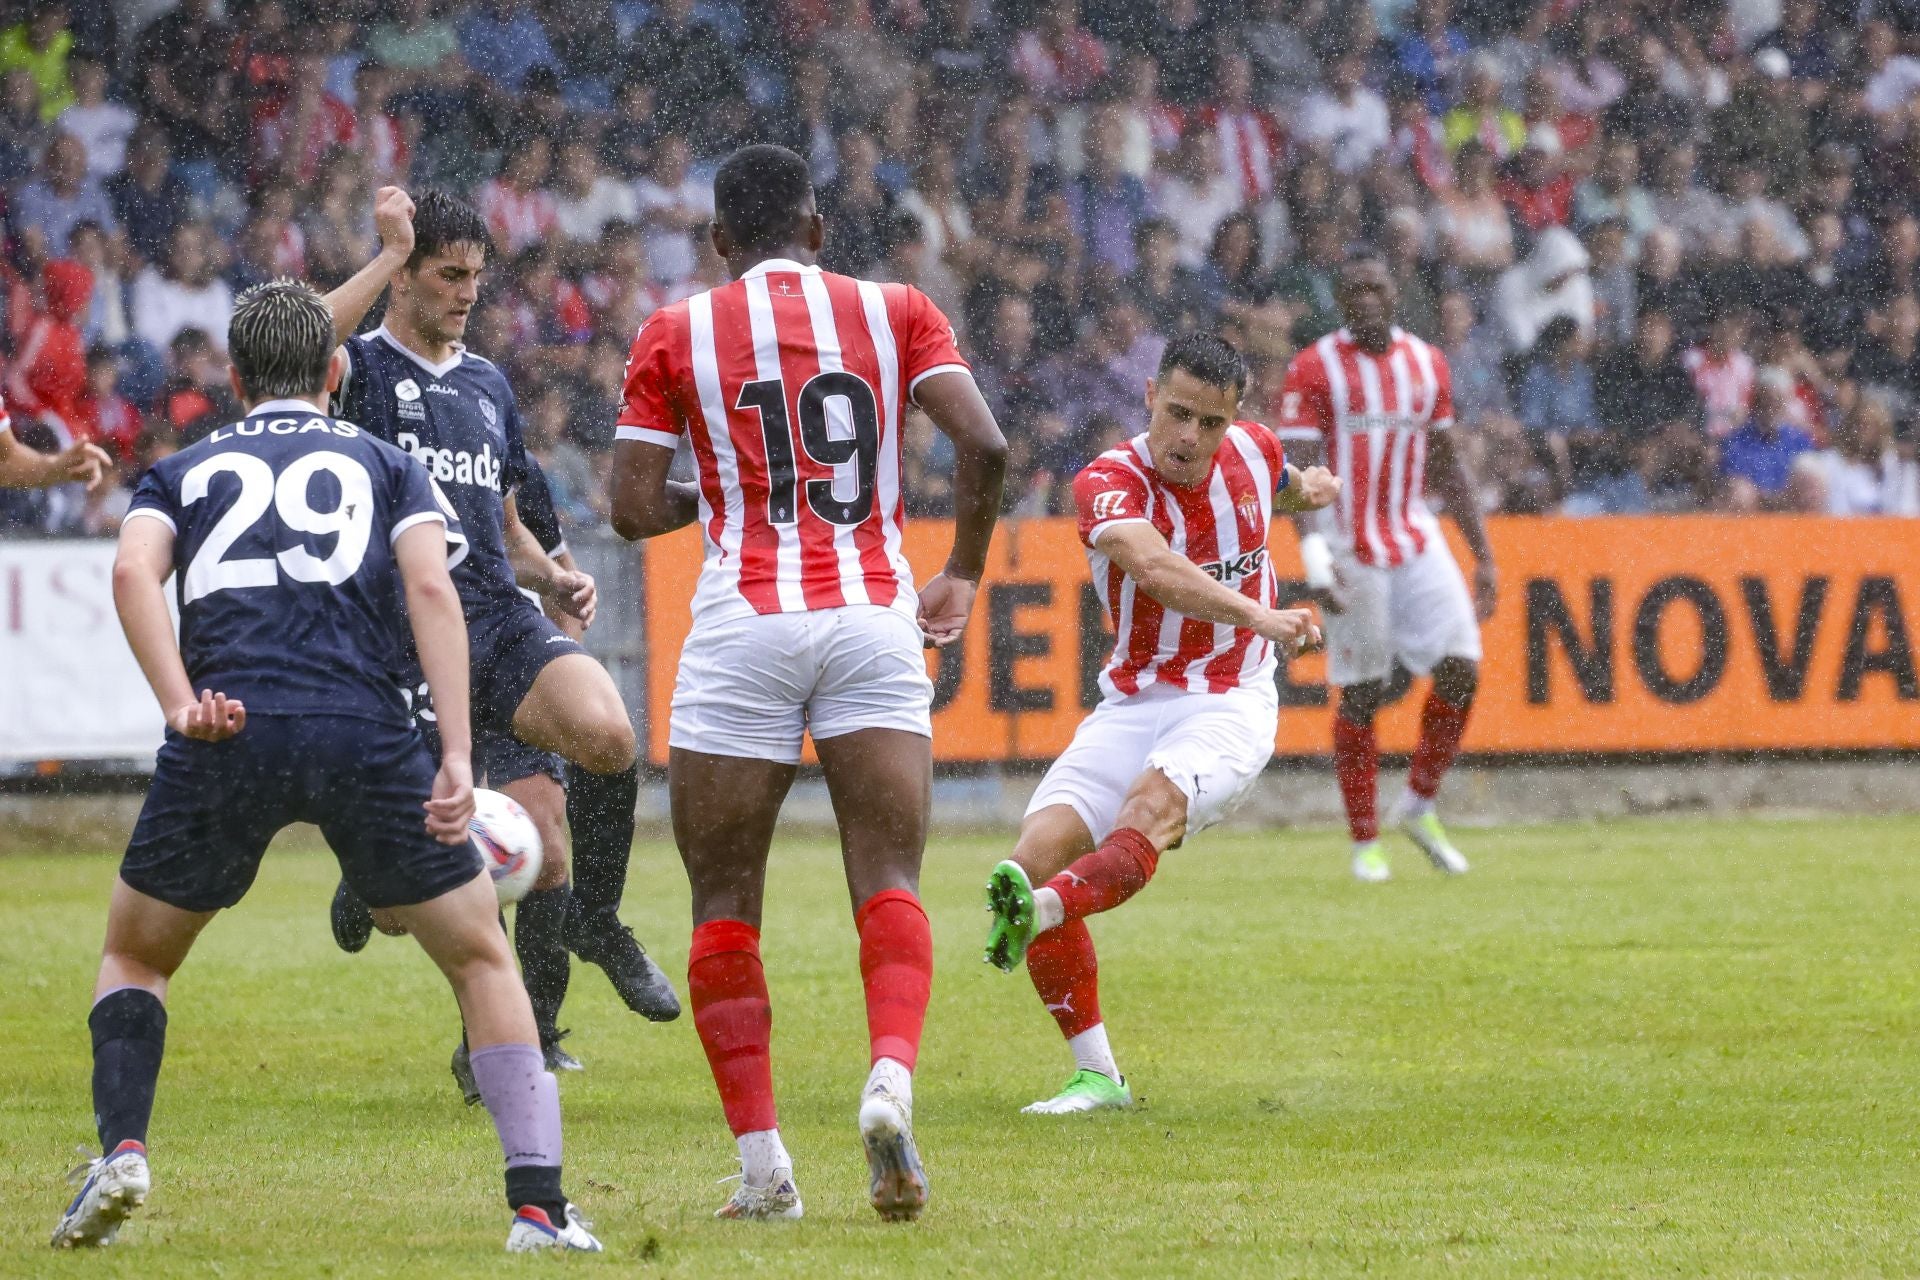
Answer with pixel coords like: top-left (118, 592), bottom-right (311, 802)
top-left (1323, 535), bottom-right (1482, 688)
top-left (1026, 682), bottom-right (1279, 842)
top-left (669, 605), bottom-right (934, 764)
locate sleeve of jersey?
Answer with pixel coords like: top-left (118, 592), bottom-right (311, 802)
top-left (123, 463), bottom-right (178, 534)
top-left (1430, 350), bottom-right (1456, 430)
top-left (1073, 464), bottom-right (1152, 550)
top-left (1244, 421), bottom-right (1289, 491)
top-left (332, 336), bottom-right (370, 429)
top-left (899, 287), bottom-right (973, 401)
top-left (516, 454), bottom-right (565, 555)
top-left (1275, 352), bottom-right (1333, 444)
top-left (615, 312), bottom-right (686, 449)
top-left (388, 452), bottom-right (450, 547)
top-left (500, 384), bottom-right (531, 494)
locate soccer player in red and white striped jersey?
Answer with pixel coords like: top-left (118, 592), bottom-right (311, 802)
top-left (982, 334), bottom-right (1337, 1115)
top-left (0, 390), bottom-right (112, 491)
top-left (609, 144), bottom-right (1008, 1223)
top-left (1276, 250), bottom-right (1498, 884)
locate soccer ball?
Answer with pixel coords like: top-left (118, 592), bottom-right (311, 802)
top-left (471, 788), bottom-right (543, 905)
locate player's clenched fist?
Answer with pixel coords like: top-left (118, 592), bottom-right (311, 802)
top-left (168, 689), bottom-right (247, 741)
top-left (1296, 465), bottom-right (1341, 509)
top-left (372, 186), bottom-right (416, 259)
top-left (1254, 606), bottom-right (1323, 654)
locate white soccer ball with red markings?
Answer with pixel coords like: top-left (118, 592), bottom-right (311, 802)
top-left (471, 788), bottom-right (543, 905)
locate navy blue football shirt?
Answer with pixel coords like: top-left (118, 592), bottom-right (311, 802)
top-left (126, 399), bottom-right (455, 727)
top-left (334, 327), bottom-right (530, 616)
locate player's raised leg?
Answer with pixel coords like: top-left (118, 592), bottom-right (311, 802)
top-left (51, 880), bottom-right (210, 1248)
top-left (816, 726), bottom-right (936, 1222)
top-left (671, 747), bottom-right (803, 1220)
top-left (512, 652), bottom-right (680, 1021)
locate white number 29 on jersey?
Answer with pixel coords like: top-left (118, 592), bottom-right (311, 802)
top-left (180, 451), bottom-right (374, 604)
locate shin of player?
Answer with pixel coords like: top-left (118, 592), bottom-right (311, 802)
top-left (59, 281), bottom-right (596, 1252)
top-left (1279, 251), bottom-right (1498, 883)
top-left (611, 144), bottom-right (1008, 1221)
top-left (985, 334), bottom-right (1336, 1114)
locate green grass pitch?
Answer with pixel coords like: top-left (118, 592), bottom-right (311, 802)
top-left (5, 815), bottom-right (1920, 1277)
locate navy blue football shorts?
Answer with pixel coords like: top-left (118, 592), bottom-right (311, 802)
top-left (477, 728), bottom-right (566, 789)
top-left (121, 714), bottom-right (482, 913)
top-left (469, 601), bottom-right (586, 733)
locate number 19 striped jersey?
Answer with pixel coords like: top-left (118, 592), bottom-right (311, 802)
top-left (1075, 422), bottom-right (1290, 702)
top-left (616, 257), bottom-right (969, 622)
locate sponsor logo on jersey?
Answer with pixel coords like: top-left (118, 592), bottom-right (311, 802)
top-left (426, 382), bottom-right (459, 397)
top-left (394, 378), bottom-right (422, 402)
top-left (397, 431), bottom-right (503, 491)
top-left (1200, 545), bottom-right (1267, 585)
top-left (1339, 411), bottom-right (1420, 434)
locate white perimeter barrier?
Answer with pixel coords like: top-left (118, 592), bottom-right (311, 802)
top-left (0, 541), bottom-right (163, 763)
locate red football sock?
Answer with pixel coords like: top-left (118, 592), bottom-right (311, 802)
top-left (854, 889), bottom-right (932, 1070)
top-left (1333, 713), bottom-right (1380, 843)
top-left (1046, 827), bottom-right (1160, 924)
top-left (1026, 918), bottom-right (1102, 1039)
top-left (1407, 691), bottom-right (1471, 799)
top-left (687, 919), bottom-right (776, 1136)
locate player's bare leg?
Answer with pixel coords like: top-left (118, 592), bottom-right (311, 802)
top-left (671, 747), bottom-right (802, 1219)
top-left (816, 727), bottom-right (936, 1222)
top-left (513, 654), bottom-right (679, 1020)
top-left (1332, 678), bottom-right (1392, 882)
top-left (988, 770), bottom-right (1189, 1115)
top-left (1389, 657), bottom-right (1477, 875)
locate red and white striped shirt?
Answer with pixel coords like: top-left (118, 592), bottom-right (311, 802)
top-left (477, 180), bottom-right (558, 256)
top-left (1277, 327), bottom-right (1454, 569)
top-left (1075, 422), bottom-right (1287, 701)
top-left (1199, 105), bottom-right (1286, 204)
top-left (1681, 346), bottom-right (1755, 439)
top-left (618, 258), bottom-right (969, 621)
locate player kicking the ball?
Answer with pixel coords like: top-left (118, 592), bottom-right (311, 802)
top-left (319, 189), bottom-right (678, 1074)
top-left (1276, 250), bottom-right (1497, 883)
top-left (611, 144), bottom-right (1008, 1221)
top-left (51, 281), bottom-right (598, 1252)
top-left (983, 333), bottom-right (1336, 1114)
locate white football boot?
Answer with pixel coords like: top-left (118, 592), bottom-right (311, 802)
top-left (505, 1202), bottom-right (603, 1252)
top-left (1351, 841), bottom-right (1392, 882)
top-left (859, 1077), bottom-right (929, 1221)
top-left (714, 1168), bottom-right (804, 1221)
top-left (50, 1140), bottom-right (150, 1248)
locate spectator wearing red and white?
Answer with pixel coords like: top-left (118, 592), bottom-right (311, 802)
top-left (477, 134), bottom-right (558, 256)
top-left (3, 257), bottom-right (93, 434)
top-left (633, 132), bottom-right (713, 286)
top-left (510, 245), bottom-right (594, 348)
top-left (77, 344), bottom-right (142, 461)
top-left (1150, 122), bottom-right (1243, 270)
top-left (55, 53), bottom-right (134, 180)
top-left (252, 52), bottom-right (357, 186)
top-left (552, 137), bottom-right (637, 244)
top-left (1010, 0), bottom-right (1109, 104)
top-left (1199, 52), bottom-right (1285, 205)
top-left (1496, 128), bottom-right (1575, 235)
top-left (1683, 310), bottom-right (1758, 440)
top-left (349, 59), bottom-right (409, 185)
top-left (253, 182), bottom-right (309, 277)
top-left (1519, 66), bottom-right (1595, 160)
top-left (1297, 49), bottom-right (1390, 176)
top-left (1385, 75), bottom-right (1453, 195)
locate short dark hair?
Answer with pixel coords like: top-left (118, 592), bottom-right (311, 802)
top-left (1157, 331), bottom-right (1248, 397)
top-left (228, 278), bottom-right (336, 402)
top-left (714, 143), bottom-right (813, 254)
top-left (407, 189), bottom-right (493, 270)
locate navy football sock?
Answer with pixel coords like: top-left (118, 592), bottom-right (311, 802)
top-left (566, 765), bottom-right (638, 939)
top-left (89, 987), bottom-right (167, 1153)
top-left (514, 883), bottom-right (573, 1041)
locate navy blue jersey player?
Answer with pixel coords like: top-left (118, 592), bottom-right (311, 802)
top-left (318, 188), bottom-right (678, 1043)
top-left (51, 280), bottom-right (601, 1254)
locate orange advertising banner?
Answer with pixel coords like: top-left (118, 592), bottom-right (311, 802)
top-left (641, 516), bottom-right (1920, 764)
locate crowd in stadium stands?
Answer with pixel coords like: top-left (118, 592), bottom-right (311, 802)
top-left (4, 0), bottom-right (1920, 535)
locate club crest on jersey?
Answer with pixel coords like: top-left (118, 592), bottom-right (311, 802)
top-left (478, 397), bottom-right (499, 432)
top-left (1201, 545), bottom-right (1267, 585)
top-left (1237, 495), bottom-right (1264, 524)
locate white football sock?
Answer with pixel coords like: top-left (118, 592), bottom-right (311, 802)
top-left (864, 1056), bottom-right (912, 1105)
top-left (1399, 790), bottom-right (1434, 819)
top-left (1033, 885), bottom-right (1065, 934)
top-left (736, 1128), bottom-right (791, 1186)
top-left (1068, 1023), bottom-right (1120, 1082)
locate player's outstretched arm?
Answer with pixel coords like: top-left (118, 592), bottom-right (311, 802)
top-left (395, 520), bottom-right (476, 842)
top-left (112, 516), bottom-right (246, 740)
top-left (1276, 463), bottom-right (1341, 514)
top-left (0, 428), bottom-right (112, 492)
top-left (1427, 430), bottom-right (1498, 620)
top-left (320, 186), bottom-right (416, 347)
top-left (912, 371), bottom-right (1009, 646)
top-left (608, 439), bottom-right (700, 541)
top-left (1099, 522), bottom-right (1322, 652)
top-left (502, 492), bottom-right (597, 627)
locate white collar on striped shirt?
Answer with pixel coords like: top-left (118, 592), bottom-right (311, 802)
top-left (739, 257), bottom-right (822, 280)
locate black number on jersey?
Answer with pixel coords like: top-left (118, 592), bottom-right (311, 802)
top-left (736, 372), bottom-right (880, 528)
